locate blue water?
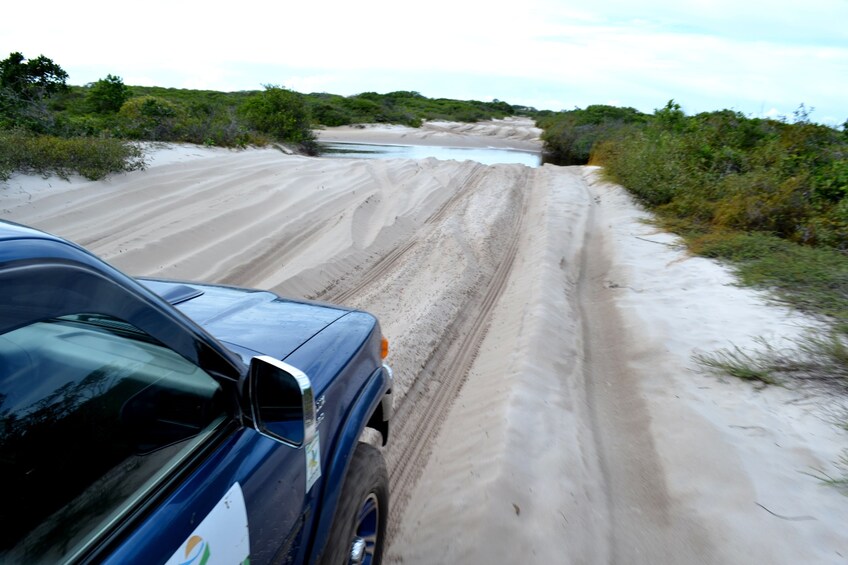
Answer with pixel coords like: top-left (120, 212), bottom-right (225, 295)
top-left (320, 142), bottom-right (541, 167)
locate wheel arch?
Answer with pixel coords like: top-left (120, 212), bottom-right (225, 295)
top-left (307, 365), bottom-right (389, 563)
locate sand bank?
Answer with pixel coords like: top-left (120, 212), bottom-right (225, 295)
top-left (315, 116), bottom-right (542, 151)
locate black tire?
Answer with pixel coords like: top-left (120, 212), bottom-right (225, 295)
top-left (318, 442), bottom-right (388, 565)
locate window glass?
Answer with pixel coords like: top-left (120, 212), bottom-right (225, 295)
top-left (0, 314), bottom-right (228, 562)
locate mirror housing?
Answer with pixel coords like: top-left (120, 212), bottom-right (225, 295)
top-left (248, 355), bottom-right (316, 447)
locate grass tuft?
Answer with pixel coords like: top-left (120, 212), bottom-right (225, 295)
top-left (806, 453), bottom-right (848, 495)
top-left (687, 231), bottom-right (848, 323)
top-left (695, 339), bottom-right (784, 386)
top-left (696, 331), bottom-right (848, 392)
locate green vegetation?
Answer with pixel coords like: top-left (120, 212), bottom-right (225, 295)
top-left (692, 232), bottom-right (848, 322)
top-left (583, 102), bottom-right (848, 323)
top-left (537, 104), bottom-right (647, 165)
top-left (0, 129), bottom-right (145, 181)
top-left (1, 51), bottom-right (69, 134)
top-left (87, 74), bottom-right (130, 114)
top-left (541, 101), bottom-right (848, 324)
top-left (304, 91), bottom-right (518, 127)
top-left (695, 332), bottom-right (848, 390)
top-left (241, 86), bottom-right (318, 155)
top-left (809, 453), bottom-right (848, 495)
top-left (540, 101), bottom-right (848, 490)
top-left (1, 52), bottom-right (529, 180)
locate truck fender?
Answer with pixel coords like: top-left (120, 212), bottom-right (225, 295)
top-left (307, 365), bottom-right (389, 563)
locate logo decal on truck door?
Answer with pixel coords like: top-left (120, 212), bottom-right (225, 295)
top-left (166, 483), bottom-right (250, 565)
top-left (306, 433), bottom-right (322, 492)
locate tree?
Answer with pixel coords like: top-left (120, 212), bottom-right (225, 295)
top-left (240, 85), bottom-right (316, 153)
top-left (0, 52), bottom-right (69, 131)
top-left (653, 100), bottom-right (687, 132)
top-left (88, 74), bottom-right (130, 114)
top-left (0, 52), bottom-right (68, 101)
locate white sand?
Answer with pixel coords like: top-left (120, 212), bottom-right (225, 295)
top-left (2, 132), bottom-right (846, 563)
top-left (315, 116), bottom-right (542, 151)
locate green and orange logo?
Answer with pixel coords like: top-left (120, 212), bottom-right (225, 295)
top-left (179, 535), bottom-right (211, 565)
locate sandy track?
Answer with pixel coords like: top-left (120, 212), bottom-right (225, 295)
top-left (2, 148), bottom-right (535, 540)
top-left (578, 180), bottom-right (713, 562)
top-left (383, 168), bottom-right (528, 536)
top-left (3, 142), bottom-right (848, 563)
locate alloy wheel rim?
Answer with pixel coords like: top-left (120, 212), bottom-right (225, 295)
top-left (350, 492), bottom-right (379, 565)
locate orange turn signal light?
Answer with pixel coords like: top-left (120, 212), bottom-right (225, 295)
top-left (381, 337), bottom-right (389, 359)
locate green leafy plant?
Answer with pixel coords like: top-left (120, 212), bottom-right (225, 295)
top-left (87, 74), bottom-right (130, 114)
top-left (0, 52), bottom-right (68, 101)
top-left (539, 105), bottom-right (647, 166)
top-left (0, 129), bottom-right (145, 181)
top-left (117, 95), bottom-right (182, 140)
top-left (240, 86), bottom-right (317, 154)
top-left (0, 52), bottom-right (69, 133)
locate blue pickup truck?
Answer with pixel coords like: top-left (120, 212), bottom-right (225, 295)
top-left (0, 220), bottom-right (393, 565)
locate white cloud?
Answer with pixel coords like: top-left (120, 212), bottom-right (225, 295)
top-left (0, 0), bottom-right (845, 119)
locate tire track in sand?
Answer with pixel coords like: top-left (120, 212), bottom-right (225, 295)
top-left (321, 164), bottom-right (487, 304)
top-left (314, 162), bottom-right (530, 540)
top-left (383, 168), bottom-right (530, 540)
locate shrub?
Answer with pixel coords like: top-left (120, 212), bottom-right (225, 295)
top-left (589, 105), bottom-right (848, 250)
top-left (87, 74), bottom-right (130, 114)
top-left (310, 101), bottom-right (353, 127)
top-left (0, 129), bottom-right (145, 181)
top-left (306, 91), bottom-right (518, 128)
top-left (712, 172), bottom-right (812, 240)
top-left (573, 104), bottom-right (848, 328)
top-left (540, 105), bottom-right (647, 166)
top-left (594, 128), bottom-right (691, 205)
top-left (810, 198), bottom-right (848, 250)
top-left (117, 95), bottom-right (182, 140)
top-left (240, 86), bottom-right (317, 153)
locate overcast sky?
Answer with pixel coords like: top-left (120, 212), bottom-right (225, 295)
top-left (2, 0), bottom-right (846, 123)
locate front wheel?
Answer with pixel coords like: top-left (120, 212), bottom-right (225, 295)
top-left (319, 442), bottom-right (388, 565)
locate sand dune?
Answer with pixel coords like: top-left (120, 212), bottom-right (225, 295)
top-left (315, 116), bottom-right (542, 151)
top-left (2, 136), bottom-right (847, 563)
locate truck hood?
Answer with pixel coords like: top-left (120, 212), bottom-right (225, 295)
top-left (139, 279), bottom-right (349, 362)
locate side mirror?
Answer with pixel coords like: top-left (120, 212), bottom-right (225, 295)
top-left (248, 356), bottom-right (316, 447)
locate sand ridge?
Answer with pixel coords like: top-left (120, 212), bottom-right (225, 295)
top-left (315, 116), bottom-right (542, 151)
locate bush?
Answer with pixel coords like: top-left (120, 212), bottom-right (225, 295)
top-left (240, 86), bottom-right (317, 154)
top-left (178, 102), bottom-right (259, 147)
top-left (0, 129), bottom-right (145, 181)
top-left (310, 101), bottom-right (353, 127)
top-left (87, 74), bottom-right (130, 114)
top-left (810, 198), bottom-right (848, 250)
top-left (304, 91), bottom-right (518, 128)
top-left (593, 128), bottom-right (691, 205)
top-left (117, 95), bottom-right (182, 140)
top-left (565, 103), bottom-right (848, 330)
top-left (588, 105), bottom-right (848, 249)
top-left (711, 172), bottom-right (812, 240)
top-left (540, 105), bottom-right (647, 166)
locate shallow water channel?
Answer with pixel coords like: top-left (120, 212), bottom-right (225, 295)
top-left (319, 142), bottom-right (541, 167)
